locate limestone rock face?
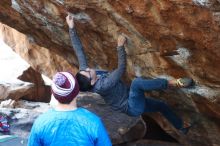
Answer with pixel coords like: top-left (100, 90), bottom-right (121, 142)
top-left (0, 80), bottom-right (34, 100)
top-left (0, 0), bottom-right (220, 146)
top-left (0, 23), bottom-right (77, 79)
top-left (18, 67), bottom-right (51, 102)
top-left (0, 52), bottom-right (50, 101)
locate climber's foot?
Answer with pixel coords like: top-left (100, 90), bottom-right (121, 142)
top-left (169, 77), bottom-right (194, 88)
top-left (179, 121), bottom-right (196, 135)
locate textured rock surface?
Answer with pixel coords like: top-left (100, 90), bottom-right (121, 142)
top-left (0, 80), bottom-right (33, 100)
top-left (0, 23), bottom-right (76, 79)
top-left (0, 59), bottom-right (50, 102)
top-left (0, 0), bottom-right (220, 146)
top-left (18, 67), bottom-right (51, 102)
top-left (116, 140), bottom-right (183, 146)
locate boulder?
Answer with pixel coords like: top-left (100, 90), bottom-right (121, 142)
top-left (18, 67), bottom-right (51, 102)
top-left (0, 80), bottom-right (33, 100)
top-left (0, 94), bottom-right (146, 145)
top-left (0, 0), bottom-right (220, 145)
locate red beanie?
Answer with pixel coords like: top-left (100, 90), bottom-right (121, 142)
top-left (51, 72), bottom-right (79, 104)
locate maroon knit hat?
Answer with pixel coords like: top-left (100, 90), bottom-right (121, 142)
top-left (51, 72), bottom-right (79, 104)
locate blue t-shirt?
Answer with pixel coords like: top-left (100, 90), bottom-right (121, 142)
top-left (28, 108), bottom-right (112, 146)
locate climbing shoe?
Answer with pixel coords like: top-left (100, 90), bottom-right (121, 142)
top-left (179, 126), bottom-right (191, 135)
top-left (175, 77), bottom-right (194, 88)
top-left (179, 121), bottom-right (196, 135)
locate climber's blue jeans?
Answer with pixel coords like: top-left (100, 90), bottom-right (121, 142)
top-left (127, 78), bottom-right (183, 129)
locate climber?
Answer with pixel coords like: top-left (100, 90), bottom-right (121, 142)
top-left (66, 14), bottom-right (194, 134)
top-left (28, 72), bottom-right (111, 146)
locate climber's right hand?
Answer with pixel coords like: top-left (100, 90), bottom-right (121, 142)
top-left (117, 35), bottom-right (127, 47)
top-left (66, 14), bottom-right (75, 29)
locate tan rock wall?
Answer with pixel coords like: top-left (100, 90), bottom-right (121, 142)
top-left (0, 0), bottom-right (220, 145)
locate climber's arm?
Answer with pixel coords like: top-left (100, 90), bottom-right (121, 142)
top-left (66, 14), bottom-right (88, 70)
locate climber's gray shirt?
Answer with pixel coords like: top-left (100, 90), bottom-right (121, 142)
top-left (69, 28), bottom-right (129, 112)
